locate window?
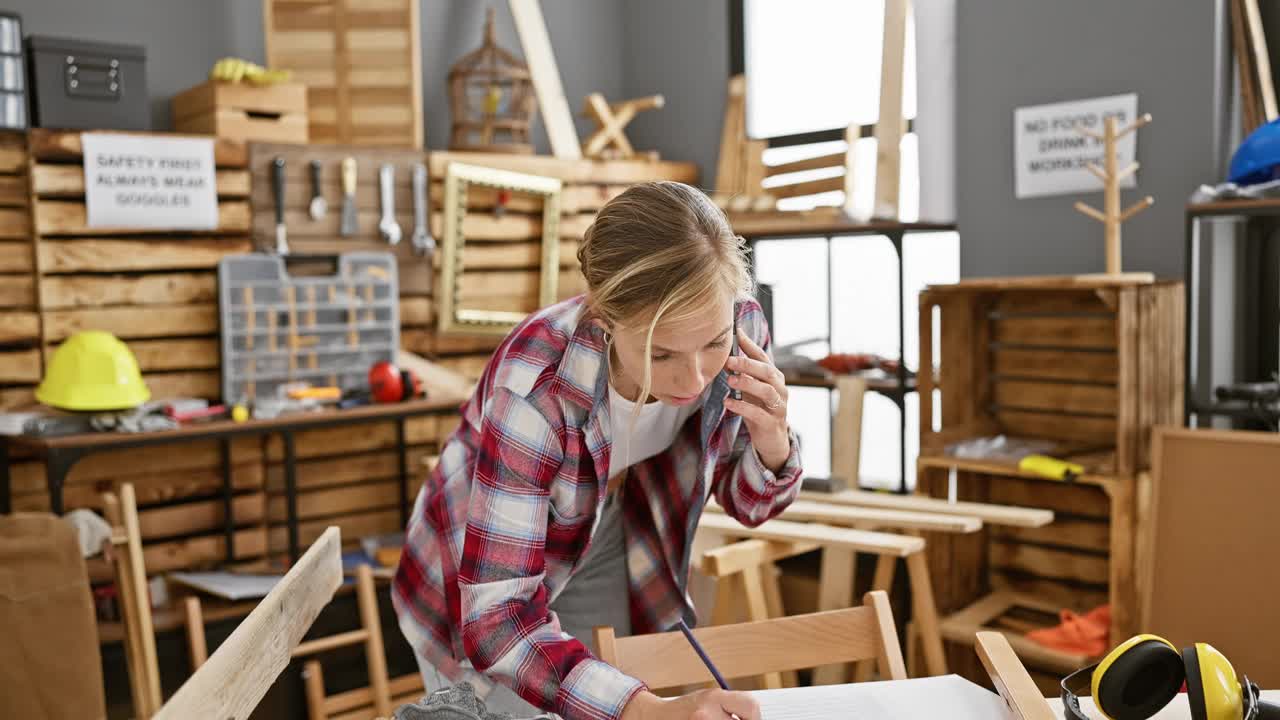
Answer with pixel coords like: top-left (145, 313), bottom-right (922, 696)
top-left (739, 0), bottom-right (958, 490)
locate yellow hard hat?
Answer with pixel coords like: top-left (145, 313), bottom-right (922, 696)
top-left (36, 331), bottom-right (151, 411)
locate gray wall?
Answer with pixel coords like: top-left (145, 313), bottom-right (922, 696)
top-left (955, 0), bottom-right (1223, 279)
top-left (6, 0), bottom-right (631, 155)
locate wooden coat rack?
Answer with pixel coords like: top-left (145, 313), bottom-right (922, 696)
top-left (1073, 114), bottom-right (1154, 275)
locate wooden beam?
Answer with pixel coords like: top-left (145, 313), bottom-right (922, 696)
top-left (799, 489), bottom-right (1054, 528)
top-left (153, 527), bottom-right (343, 720)
top-left (699, 538), bottom-right (819, 577)
top-left (975, 632), bottom-right (1057, 720)
top-left (508, 0), bottom-right (582, 159)
top-left (697, 513), bottom-right (923, 557)
top-left (873, 0), bottom-right (910, 219)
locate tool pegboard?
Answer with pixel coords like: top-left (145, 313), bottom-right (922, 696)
top-left (247, 142), bottom-right (433, 296)
top-left (217, 251), bottom-right (399, 403)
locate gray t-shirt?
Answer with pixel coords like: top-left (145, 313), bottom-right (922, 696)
top-left (547, 488), bottom-right (631, 654)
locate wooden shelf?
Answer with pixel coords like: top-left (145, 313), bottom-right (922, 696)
top-left (924, 273), bottom-right (1163, 293)
top-left (727, 206), bottom-right (956, 239)
top-left (1186, 196), bottom-right (1280, 216)
top-left (937, 591), bottom-right (1095, 676)
top-left (916, 451), bottom-right (1118, 488)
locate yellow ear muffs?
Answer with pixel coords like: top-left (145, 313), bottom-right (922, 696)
top-left (1182, 643), bottom-right (1244, 720)
top-left (1092, 634), bottom-right (1185, 720)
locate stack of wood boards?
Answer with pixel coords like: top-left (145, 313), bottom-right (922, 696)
top-left (9, 129), bottom-right (267, 573)
top-left (0, 131), bottom-right (36, 411)
top-left (264, 0), bottom-right (424, 148)
top-left (30, 129), bottom-right (252, 403)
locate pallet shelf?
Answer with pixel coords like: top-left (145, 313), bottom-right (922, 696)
top-left (0, 131), bottom-right (36, 410)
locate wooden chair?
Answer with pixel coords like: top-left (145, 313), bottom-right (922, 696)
top-left (102, 483), bottom-right (163, 719)
top-left (593, 591), bottom-right (906, 693)
top-left (185, 562), bottom-right (422, 720)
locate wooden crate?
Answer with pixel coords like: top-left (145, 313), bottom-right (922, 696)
top-left (0, 131), bottom-right (37, 411)
top-left (172, 81), bottom-right (309, 144)
top-left (29, 129), bottom-right (252, 404)
top-left (264, 0), bottom-right (424, 148)
top-left (918, 275), bottom-right (1184, 478)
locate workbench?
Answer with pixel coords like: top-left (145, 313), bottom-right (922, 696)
top-left (0, 396), bottom-right (462, 561)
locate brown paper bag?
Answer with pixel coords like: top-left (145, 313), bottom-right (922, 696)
top-left (0, 512), bottom-right (107, 720)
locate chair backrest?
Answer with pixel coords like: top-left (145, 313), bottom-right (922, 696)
top-left (594, 590), bottom-right (907, 691)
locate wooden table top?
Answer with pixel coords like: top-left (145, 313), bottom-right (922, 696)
top-left (7, 395), bottom-right (464, 452)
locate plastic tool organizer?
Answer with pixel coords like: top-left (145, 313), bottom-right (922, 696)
top-left (218, 252), bottom-right (399, 404)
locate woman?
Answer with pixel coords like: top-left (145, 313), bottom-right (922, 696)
top-left (393, 182), bottom-right (803, 720)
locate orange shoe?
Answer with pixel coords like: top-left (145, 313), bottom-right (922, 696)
top-left (1026, 605), bottom-right (1111, 657)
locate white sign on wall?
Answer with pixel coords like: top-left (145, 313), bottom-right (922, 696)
top-left (1014, 94), bottom-right (1139, 199)
top-left (82, 133), bottom-right (218, 230)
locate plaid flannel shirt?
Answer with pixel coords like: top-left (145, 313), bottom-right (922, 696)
top-left (392, 295), bottom-right (803, 720)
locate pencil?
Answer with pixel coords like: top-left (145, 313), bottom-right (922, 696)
top-left (676, 620), bottom-right (729, 690)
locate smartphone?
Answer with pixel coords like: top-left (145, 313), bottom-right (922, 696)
top-left (730, 317), bottom-right (742, 401)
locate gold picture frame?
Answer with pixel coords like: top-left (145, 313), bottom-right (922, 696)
top-left (438, 162), bottom-right (562, 335)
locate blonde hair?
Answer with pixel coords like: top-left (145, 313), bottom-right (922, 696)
top-left (577, 181), bottom-right (753, 405)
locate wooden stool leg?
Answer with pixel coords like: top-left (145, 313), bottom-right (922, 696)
top-left (740, 563), bottom-right (782, 689)
top-left (760, 564), bottom-right (798, 687)
top-left (854, 555), bottom-right (898, 682)
top-left (905, 621), bottom-right (922, 678)
top-left (356, 565), bottom-right (393, 718)
top-left (184, 596), bottom-right (208, 670)
top-left (812, 547), bottom-right (856, 685)
top-left (905, 550), bottom-right (947, 676)
top-left (302, 660), bottom-right (327, 720)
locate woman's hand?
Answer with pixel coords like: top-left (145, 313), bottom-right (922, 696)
top-left (724, 328), bottom-right (791, 473)
top-left (621, 688), bottom-right (762, 720)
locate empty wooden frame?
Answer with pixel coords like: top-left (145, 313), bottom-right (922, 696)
top-left (438, 162), bottom-right (562, 335)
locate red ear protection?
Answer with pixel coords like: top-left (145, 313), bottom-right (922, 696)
top-left (369, 361), bottom-right (422, 403)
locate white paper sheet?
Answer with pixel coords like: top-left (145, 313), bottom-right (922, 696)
top-left (750, 675), bottom-right (1014, 720)
top-left (168, 571), bottom-right (282, 601)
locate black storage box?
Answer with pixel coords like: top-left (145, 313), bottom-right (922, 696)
top-left (25, 35), bottom-right (148, 130)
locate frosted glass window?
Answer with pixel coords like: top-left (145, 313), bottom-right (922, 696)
top-left (744, 0), bottom-right (917, 138)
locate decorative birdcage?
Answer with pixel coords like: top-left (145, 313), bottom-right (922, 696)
top-left (448, 8), bottom-right (536, 154)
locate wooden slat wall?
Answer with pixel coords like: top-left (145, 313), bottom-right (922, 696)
top-left (30, 128), bottom-right (251, 405)
top-left (265, 0), bottom-right (425, 149)
top-left (0, 131), bottom-right (37, 408)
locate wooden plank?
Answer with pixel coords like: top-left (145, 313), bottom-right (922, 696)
top-left (1243, 0), bottom-right (1278, 121)
top-left (399, 297), bottom-right (434, 326)
top-left (990, 516), bottom-right (1110, 554)
top-left (43, 304), bottom-right (217, 341)
top-left (992, 291), bottom-right (1112, 316)
top-left (39, 272), bottom-right (217, 309)
top-left (989, 541), bottom-right (1108, 586)
top-left (29, 129), bottom-right (248, 167)
top-left (143, 370), bottom-right (222, 401)
top-left (508, 0), bottom-right (582, 160)
top-left (0, 174), bottom-right (29, 206)
top-left (0, 348), bottom-right (41, 382)
top-left (11, 463), bottom-right (264, 513)
top-left (265, 447), bottom-right (435, 493)
top-left (873, 0), bottom-right (909, 219)
top-left (800, 489), bottom-right (1054, 528)
top-left (708, 498), bottom-right (982, 534)
top-left (975, 633), bottom-right (1058, 720)
top-left (153, 527), bottom-right (341, 720)
top-left (0, 207), bottom-right (29, 238)
top-left (401, 329), bottom-right (504, 356)
top-left (0, 385), bottom-right (35, 410)
top-left (138, 492), bottom-right (266, 541)
top-left (765, 152), bottom-right (845, 178)
top-left (992, 316), bottom-right (1116, 349)
top-left (126, 338), bottom-right (220, 371)
top-left (984, 476), bottom-right (1110, 518)
top-left (268, 508), bottom-right (399, 554)
top-left (991, 349), bottom-right (1118, 383)
top-left (991, 380), bottom-right (1117, 416)
top-left (8, 439), bottom-right (261, 493)
top-left (0, 274), bottom-right (34, 307)
top-left (38, 237), bottom-right (253, 272)
top-left (992, 409), bottom-right (1117, 446)
top-left (427, 152), bottom-right (698, 185)
top-left (35, 200), bottom-right (251, 236)
top-left (989, 572), bottom-right (1109, 614)
top-left (0, 241), bottom-right (32, 272)
top-left (144, 527), bottom-right (268, 575)
top-left (0, 137), bottom-right (26, 173)
top-left (267, 479), bottom-right (401, 523)
top-left (697, 513), bottom-right (924, 557)
top-left (32, 165), bottom-right (251, 198)
top-left (0, 311), bottom-right (39, 342)
top-left (766, 174), bottom-right (845, 200)
top-left (430, 182), bottom-right (624, 215)
top-left (428, 212), bottom-right (594, 242)
top-left (1115, 288), bottom-right (1139, 477)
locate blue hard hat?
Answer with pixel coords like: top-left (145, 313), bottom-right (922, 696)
top-left (1229, 117), bottom-right (1280, 185)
